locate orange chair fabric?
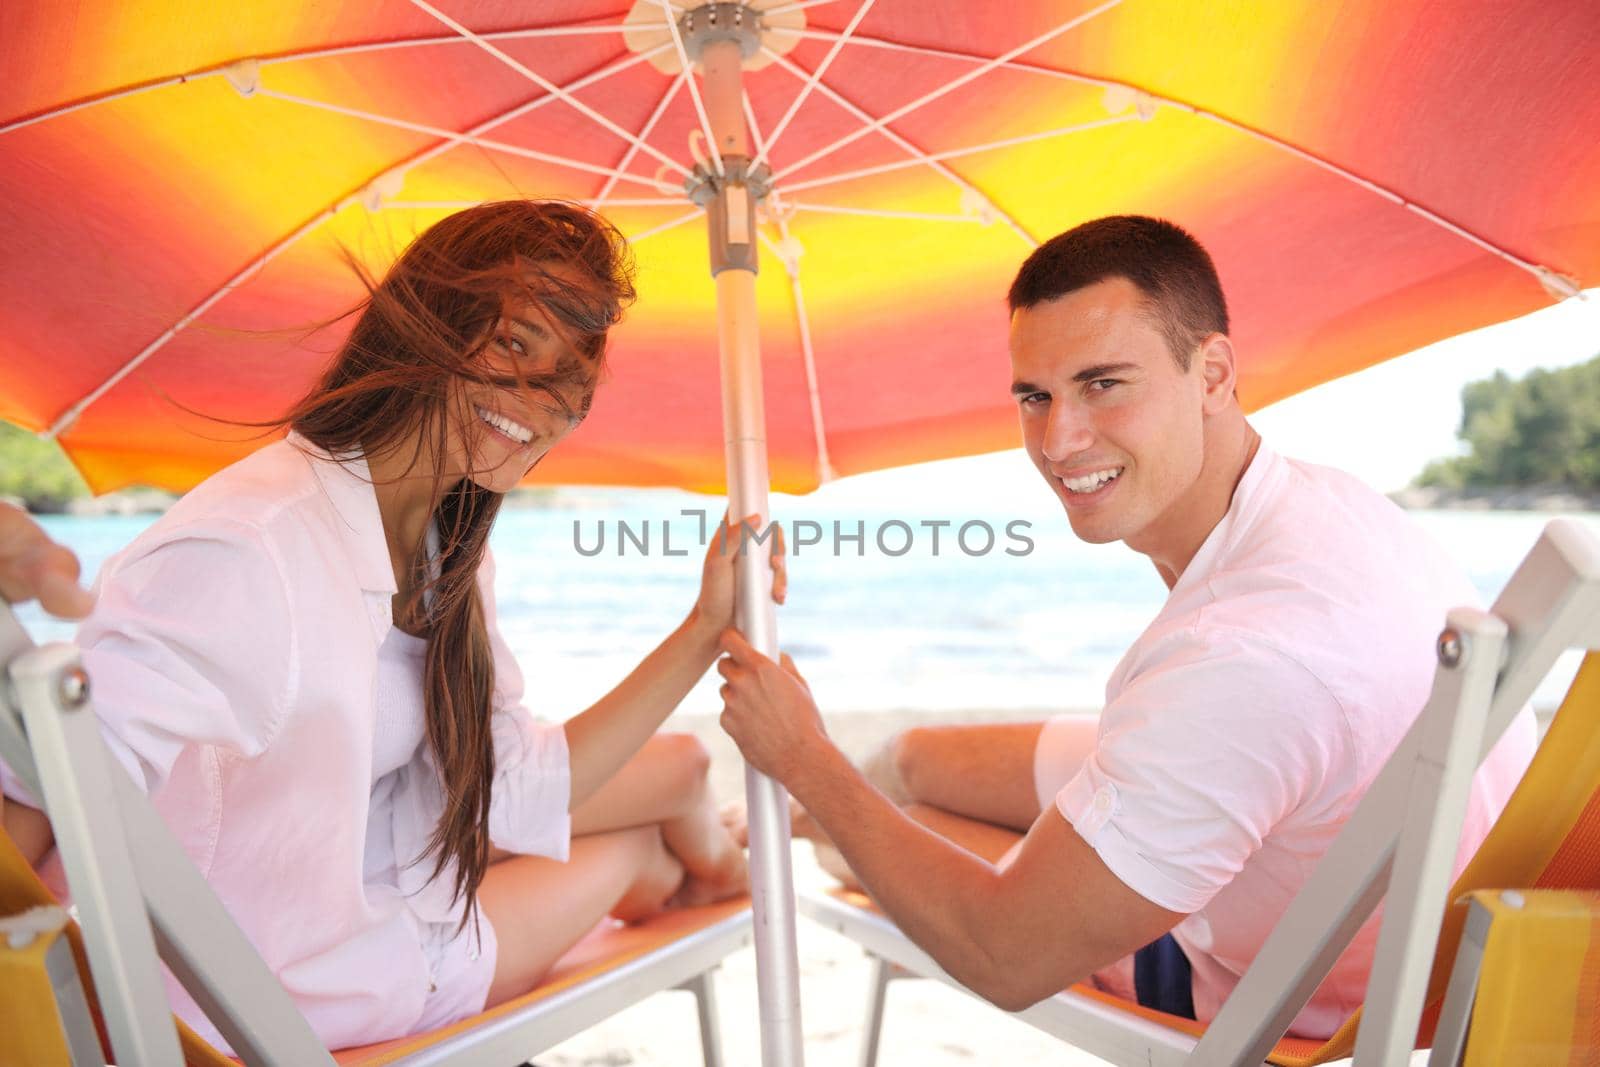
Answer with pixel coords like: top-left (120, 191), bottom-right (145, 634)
top-left (1, 819), bottom-right (745, 1066)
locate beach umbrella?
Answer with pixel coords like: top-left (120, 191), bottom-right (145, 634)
top-left (3, 1), bottom-right (1598, 1061)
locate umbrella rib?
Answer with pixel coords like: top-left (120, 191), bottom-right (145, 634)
top-left (595, 72), bottom-right (690, 209)
top-left (406, 0), bottom-right (694, 179)
top-left (625, 209), bottom-right (703, 244)
top-left (253, 87), bottom-right (669, 191)
top-left (750, 0), bottom-right (878, 172)
top-left (760, 46), bottom-right (1037, 247)
top-left (655, 0), bottom-right (724, 177)
top-left (742, 89), bottom-right (771, 162)
top-left (771, 0), bottom-right (1125, 182)
top-left (764, 27), bottom-right (1116, 89)
top-left (261, 18), bottom-right (636, 61)
top-left (768, 29), bottom-right (1578, 295)
top-left (761, 228), bottom-right (836, 485)
top-left (0, 18), bottom-right (635, 138)
top-left (42, 50), bottom-right (662, 439)
top-left (786, 202), bottom-right (987, 223)
top-left (2, 74), bottom-right (200, 136)
top-left (43, 211), bottom-right (329, 439)
top-left (780, 115), bottom-right (1140, 193)
top-left (1179, 105), bottom-right (1579, 295)
top-left (745, 95), bottom-right (835, 485)
top-left (385, 198), bottom-right (687, 210)
top-left (765, 0), bottom-right (848, 14)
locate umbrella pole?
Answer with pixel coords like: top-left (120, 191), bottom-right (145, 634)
top-left (694, 34), bottom-right (806, 1067)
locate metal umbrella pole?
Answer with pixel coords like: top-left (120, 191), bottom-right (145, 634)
top-left (678, 5), bottom-right (804, 1064)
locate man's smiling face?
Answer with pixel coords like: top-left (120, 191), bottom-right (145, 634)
top-left (1010, 276), bottom-right (1210, 559)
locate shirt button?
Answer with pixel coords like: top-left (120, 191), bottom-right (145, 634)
top-left (468, 946), bottom-right (480, 962)
top-left (1093, 789), bottom-right (1114, 813)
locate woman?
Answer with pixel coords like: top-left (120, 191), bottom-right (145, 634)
top-left (0, 201), bottom-right (781, 1050)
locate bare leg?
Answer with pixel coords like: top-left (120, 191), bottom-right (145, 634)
top-left (569, 732), bottom-right (746, 905)
top-left (478, 825), bottom-right (683, 1008)
top-left (793, 722), bottom-right (1046, 889)
top-left (1, 797), bottom-right (54, 867)
top-left (890, 721), bottom-right (1047, 832)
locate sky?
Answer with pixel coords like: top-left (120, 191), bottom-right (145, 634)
top-left (790, 288), bottom-right (1600, 511)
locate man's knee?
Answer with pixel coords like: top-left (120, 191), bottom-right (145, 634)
top-left (859, 729), bottom-right (920, 806)
top-left (875, 722), bottom-right (1048, 831)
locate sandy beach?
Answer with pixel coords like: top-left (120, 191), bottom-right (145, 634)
top-left (541, 707), bottom-right (1115, 1067)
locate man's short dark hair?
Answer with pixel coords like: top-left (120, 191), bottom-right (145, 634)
top-left (1007, 216), bottom-right (1229, 371)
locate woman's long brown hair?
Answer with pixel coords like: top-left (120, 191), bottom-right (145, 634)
top-left (286, 201), bottom-right (635, 929)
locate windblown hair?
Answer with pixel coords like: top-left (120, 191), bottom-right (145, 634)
top-left (1007, 215), bottom-right (1228, 370)
top-left (287, 201), bottom-right (636, 929)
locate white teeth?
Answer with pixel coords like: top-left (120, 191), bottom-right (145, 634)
top-left (476, 406), bottom-right (532, 444)
top-left (1061, 467), bottom-right (1122, 494)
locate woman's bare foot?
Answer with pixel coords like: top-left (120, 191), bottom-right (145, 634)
top-left (719, 800), bottom-right (748, 849)
top-left (669, 839), bottom-right (749, 907)
top-left (722, 796), bottom-right (863, 891)
top-left (609, 828), bottom-right (685, 923)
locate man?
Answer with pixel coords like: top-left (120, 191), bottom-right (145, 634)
top-left (716, 216), bottom-right (1536, 1034)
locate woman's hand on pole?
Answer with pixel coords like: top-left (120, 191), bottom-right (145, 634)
top-left (564, 514), bottom-right (785, 810)
top-left (688, 511), bottom-right (787, 639)
top-left (0, 502), bottom-right (94, 618)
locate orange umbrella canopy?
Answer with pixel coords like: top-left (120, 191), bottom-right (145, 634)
top-left (2, 1), bottom-right (1597, 495)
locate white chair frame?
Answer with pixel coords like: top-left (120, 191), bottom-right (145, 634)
top-left (800, 518), bottom-right (1600, 1067)
top-left (0, 603), bottom-right (750, 1067)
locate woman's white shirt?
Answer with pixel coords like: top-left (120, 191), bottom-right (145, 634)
top-left (37, 435), bottom-right (571, 1050)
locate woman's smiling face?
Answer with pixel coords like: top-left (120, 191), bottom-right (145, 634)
top-left (449, 289), bottom-right (603, 494)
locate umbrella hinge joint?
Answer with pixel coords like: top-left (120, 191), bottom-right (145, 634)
top-left (1535, 267), bottom-right (1583, 302)
top-left (223, 59), bottom-right (260, 98)
top-left (676, 3), bottom-right (765, 64)
top-left (685, 156), bottom-right (772, 207)
top-left (686, 156), bottom-right (770, 275)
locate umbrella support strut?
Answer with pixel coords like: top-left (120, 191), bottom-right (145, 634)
top-left (697, 29), bottom-right (806, 1067)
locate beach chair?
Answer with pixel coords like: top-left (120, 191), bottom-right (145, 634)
top-left (0, 602), bottom-right (751, 1067)
top-left (802, 517), bottom-right (1600, 1066)
top-left (1425, 888), bottom-right (1600, 1065)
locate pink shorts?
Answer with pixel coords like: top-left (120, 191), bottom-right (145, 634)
top-left (412, 910), bottom-right (499, 1033)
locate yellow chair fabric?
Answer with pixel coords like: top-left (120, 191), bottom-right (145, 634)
top-left (1459, 890), bottom-right (1600, 1067)
top-left (0, 906), bottom-right (77, 1067)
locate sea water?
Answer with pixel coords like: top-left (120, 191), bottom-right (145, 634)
top-left (19, 502), bottom-right (1594, 720)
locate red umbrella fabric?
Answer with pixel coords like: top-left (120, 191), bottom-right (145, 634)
top-left (1, 0), bottom-right (1597, 494)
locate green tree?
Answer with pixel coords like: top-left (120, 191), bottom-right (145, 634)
top-left (1417, 355), bottom-right (1600, 491)
top-left (0, 420), bottom-right (88, 509)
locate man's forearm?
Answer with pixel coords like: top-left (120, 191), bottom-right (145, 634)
top-left (787, 743), bottom-right (1040, 1008)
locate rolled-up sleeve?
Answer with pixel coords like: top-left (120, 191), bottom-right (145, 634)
top-left (479, 548), bottom-right (571, 861)
top-left (74, 521), bottom-right (295, 794)
top-left (1054, 628), bottom-right (1342, 914)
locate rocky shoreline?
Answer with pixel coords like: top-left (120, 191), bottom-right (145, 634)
top-left (1387, 484), bottom-right (1600, 512)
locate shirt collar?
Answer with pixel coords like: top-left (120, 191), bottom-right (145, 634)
top-left (1169, 439), bottom-right (1281, 597)
top-left (287, 431), bottom-right (397, 596)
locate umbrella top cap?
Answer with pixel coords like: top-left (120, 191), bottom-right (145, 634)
top-left (624, 1), bottom-right (804, 74)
